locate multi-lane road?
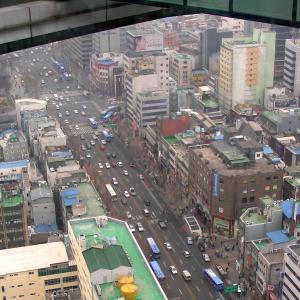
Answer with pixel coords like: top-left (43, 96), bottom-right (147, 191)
top-left (5, 45), bottom-right (231, 300)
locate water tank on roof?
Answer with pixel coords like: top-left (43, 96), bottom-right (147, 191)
top-left (116, 276), bottom-right (134, 288)
top-left (120, 284), bottom-right (138, 300)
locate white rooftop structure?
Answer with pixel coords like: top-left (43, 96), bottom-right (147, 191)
top-left (0, 241), bottom-right (68, 275)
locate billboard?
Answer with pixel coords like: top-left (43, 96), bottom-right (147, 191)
top-left (212, 172), bottom-right (219, 197)
top-left (133, 33), bottom-right (163, 52)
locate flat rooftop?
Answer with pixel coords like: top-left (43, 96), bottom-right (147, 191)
top-left (290, 244), bottom-right (300, 256)
top-left (70, 218), bottom-right (166, 300)
top-left (263, 251), bottom-right (284, 264)
top-left (0, 194), bottom-right (23, 208)
top-left (77, 182), bottom-right (105, 217)
top-left (253, 238), bottom-right (271, 250)
top-left (0, 242), bottom-right (68, 275)
top-left (193, 145), bottom-right (278, 175)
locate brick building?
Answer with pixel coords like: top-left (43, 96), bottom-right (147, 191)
top-left (189, 141), bottom-right (283, 238)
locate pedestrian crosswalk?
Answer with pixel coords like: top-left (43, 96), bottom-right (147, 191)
top-left (67, 126), bottom-right (94, 136)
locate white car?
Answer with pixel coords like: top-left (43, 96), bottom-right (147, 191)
top-left (112, 177), bottom-right (118, 185)
top-left (82, 105), bottom-right (87, 109)
top-left (169, 265), bottom-right (178, 275)
top-left (65, 111), bottom-right (70, 116)
top-left (91, 140), bottom-right (95, 146)
top-left (43, 66), bottom-right (47, 70)
top-left (126, 211), bottom-right (132, 219)
top-left (123, 170), bottom-right (128, 176)
top-left (101, 140), bottom-right (107, 145)
top-left (124, 191), bottom-right (130, 198)
top-left (59, 102), bottom-right (63, 106)
top-left (86, 153), bottom-right (91, 159)
top-left (129, 224), bottom-right (135, 233)
top-left (66, 97), bottom-right (70, 102)
top-left (139, 174), bottom-right (144, 180)
top-left (59, 95), bottom-right (64, 100)
top-left (187, 237), bottom-right (193, 245)
top-left (66, 85), bottom-right (70, 89)
top-left (98, 163), bottom-right (103, 169)
top-left (45, 97), bottom-right (49, 101)
top-left (58, 113), bottom-right (62, 118)
top-left (117, 161), bottom-right (123, 167)
top-left (136, 222), bottom-right (144, 232)
top-left (81, 111), bottom-right (86, 116)
top-left (74, 110), bottom-right (79, 114)
top-left (54, 94), bottom-right (58, 99)
top-left (203, 254), bottom-right (210, 262)
top-left (75, 125), bottom-right (79, 130)
top-left (183, 251), bottom-right (191, 258)
top-left (164, 242), bottom-right (172, 251)
top-left (105, 163), bottom-right (111, 169)
top-left (41, 79), bottom-right (45, 84)
top-left (64, 119), bottom-right (69, 124)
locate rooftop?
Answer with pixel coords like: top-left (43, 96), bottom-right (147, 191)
top-left (200, 98), bottom-right (219, 109)
top-left (263, 251), bottom-right (284, 264)
top-left (254, 238), bottom-right (271, 250)
top-left (70, 217), bottom-right (166, 300)
top-left (289, 243), bottom-right (300, 256)
top-left (0, 242), bottom-right (68, 275)
top-left (193, 145), bottom-right (278, 175)
top-left (164, 135), bottom-right (179, 145)
top-left (77, 182), bottom-right (105, 217)
top-left (261, 111), bottom-right (280, 124)
top-left (0, 194), bottom-right (23, 208)
top-left (0, 159), bottom-right (29, 170)
top-left (83, 245), bottom-right (131, 273)
top-left (173, 53), bottom-right (191, 61)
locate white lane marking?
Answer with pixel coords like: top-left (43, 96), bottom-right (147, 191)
top-left (162, 261), bottom-right (166, 268)
top-left (191, 265), bottom-right (196, 271)
top-left (208, 291), bottom-right (213, 299)
top-left (171, 275), bottom-right (174, 281)
top-left (195, 286), bottom-right (200, 293)
top-left (217, 293), bottom-right (225, 300)
top-left (179, 259), bottom-right (183, 265)
top-left (178, 288), bottom-right (183, 295)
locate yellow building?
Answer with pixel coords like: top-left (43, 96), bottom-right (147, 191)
top-left (0, 241), bottom-right (79, 300)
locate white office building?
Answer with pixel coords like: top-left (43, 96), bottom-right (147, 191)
top-left (282, 243), bottom-right (300, 300)
top-left (283, 39), bottom-right (300, 97)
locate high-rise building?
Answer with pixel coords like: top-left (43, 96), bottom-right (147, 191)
top-left (64, 34), bottom-right (93, 69)
top-left (0, 190), bottom-right (28, 249)
top-left (169, 53), bottom-right (193, 88)
top-left (199, 27), bottom-right (233, 69)
top-left (218, 28), bottom-right (276, 112)
top-left (282, 243), bottom-right (300, 300)
top-left (92, 29), bottom-right (120, 53)
top-left (270, 24), bottom-right (298, 81)
top-left (136, 90), bottom-right (169, 128)
top-left (124, 32), bottom-right (169, 127)
top-left (283, 39), bottom-right (300, 97)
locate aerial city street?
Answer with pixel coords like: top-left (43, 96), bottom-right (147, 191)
top-left (0, 11), bottom-right (299, 300)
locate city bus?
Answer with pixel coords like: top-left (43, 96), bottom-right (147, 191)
top-left (149, 260), bottom-right (165, 281)
top-left (100, 105), bottom-right (121, 120)
top-left (102, 130), bottom-right (112, 142)
top-left (88, 118), bottom-right (98, 129)
top-left (203, 268), bottom-right (224, 291)
top-left (146, 237), bottom-right (160, 259)
top-left (105, 184), bottom-right (117, 200)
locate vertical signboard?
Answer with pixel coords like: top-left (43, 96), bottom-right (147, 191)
top-left (212, 172), bottom-right (219, 197)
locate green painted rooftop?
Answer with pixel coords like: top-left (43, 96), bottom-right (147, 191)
top-left (78, 182), bottom-right (105, 217)
top-left (286, 178), bottom-right (300, 188)
top-left (0, 195), bottom-right (23, 208)
top-left (173, 53), bottom-right (191, 60)
top-left (164, 136), bottom-right (179, 145)
top-left (200, 98), bottom-right (219, 109)
top-left (83, 245), bottom-right (131, 273)
top-left (262, 111), bottom-right (280, 123)
top-left (70, 218), bottom-right (166, 300)
top-left (254, 239), bottom-right (271, 249)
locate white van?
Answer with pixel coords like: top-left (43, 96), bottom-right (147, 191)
top-left (182, 270), bottom-right (191, 281)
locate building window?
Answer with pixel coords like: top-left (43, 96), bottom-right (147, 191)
top-left (273, 175), bottom-right (278, 180)
top-left (242, 197), bottom-right (247, 203)
top-left (266, 176), bottom-right (271, 181)
top-left (250, 196), bottom-right (255, 202)
top-left (63, 276), bottom-right (78, 283)
top-left (1, 286), bottom-right (4, 292)
top-left (45, 278), bottom-right (60, 286)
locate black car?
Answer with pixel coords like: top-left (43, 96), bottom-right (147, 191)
top-left (144, 199), bottom-right (151, 206)
top-left (121, 198), bottom-right (127, 205)
top-left (111, 153), bottom-right (117, 158)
